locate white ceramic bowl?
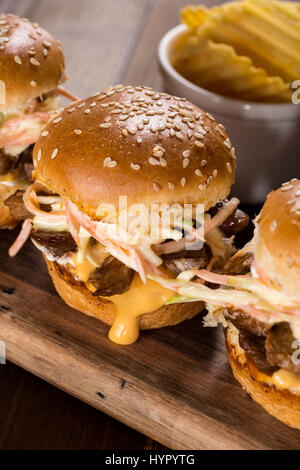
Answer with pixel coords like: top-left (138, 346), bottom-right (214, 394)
top-left (158, 25), bottom-right (300, 204)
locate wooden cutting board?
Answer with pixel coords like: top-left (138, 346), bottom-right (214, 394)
top-left (1, 0), bottom-right (300, 450)
top-left (1, 227), bottom-right (300, 450)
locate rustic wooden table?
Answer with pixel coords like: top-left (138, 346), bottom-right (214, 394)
top-left (0, 0), bottom-right (268, 451)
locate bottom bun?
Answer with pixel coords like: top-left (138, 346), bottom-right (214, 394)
top-left (0, 200), bottom-right (17, 229)
top-left (225, 321), bottom-right (300, 429)
top-left (44, 256), bottom-right (203, 330)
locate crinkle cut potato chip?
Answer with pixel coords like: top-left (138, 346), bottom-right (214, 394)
top-left (172, 34), bottom-right (291, 102)
top-left (181, 0), bottom-right (300, 84)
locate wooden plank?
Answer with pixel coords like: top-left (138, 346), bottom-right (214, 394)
top-left (1, 0), bottom-right (300, 450)
top-left (1, 229), bottom-right (300, 450)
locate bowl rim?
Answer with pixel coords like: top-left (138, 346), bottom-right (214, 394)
top-left (158, 24), bottom-right (300, 121)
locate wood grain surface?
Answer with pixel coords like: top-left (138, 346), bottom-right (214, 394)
top-left (2, 221), bottom-right (300, 450)
top-left (1, 0), bottom-right (300, 451)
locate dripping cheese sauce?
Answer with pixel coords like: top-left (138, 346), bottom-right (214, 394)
top-left (69, 251), bottom-right (174, 345)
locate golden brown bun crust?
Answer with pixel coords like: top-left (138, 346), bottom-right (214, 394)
top-left (0, 14), bottom-right (66, 110)
top-left (44, 255), bottom-right (203, 330)
top-left (225, 322), bottom-right (300, 429)
top-left (33, 85), bottom-right (235, 217)
top-left (255, 179), bottom-right (300, 297)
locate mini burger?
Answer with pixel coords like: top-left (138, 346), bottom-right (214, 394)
top-left (158, 179), bottom-right (300, 428)
top-left (0, 13), bottom-right (75, 229)
top-left (11, 85), bottom-right (248, 345)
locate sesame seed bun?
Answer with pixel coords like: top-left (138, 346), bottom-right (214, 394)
top-left (254, 179), bottom-right (300, 298)
top-left (0, 14), bottom-right (66, 111)
top-left (44, 255), bottom-right (203, 331)
top-left (225, 322), bottom-right (300, 429)
top-left (32, 85), bottom-right (236, 217)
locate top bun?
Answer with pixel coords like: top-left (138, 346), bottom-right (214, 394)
top-left (254, 179), bottom-right (300, 298)
top-left (33, 85), bottom-right (236, 217)
top-left (0, 14), bottom-right (66, 111)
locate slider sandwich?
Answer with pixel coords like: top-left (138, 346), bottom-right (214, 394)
top-left (0, 14), bottom-right (75, 229)
top-left (11, 85), bottom-right (248, 345)
top-left (156, 179), bottom-right (300, 428)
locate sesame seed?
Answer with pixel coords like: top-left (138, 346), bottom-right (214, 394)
top-left (99, 123), bottom-right (111, 129)
top-left (175, 132), bottom-right (184, 140)
top-left (199, 184), bottom-right (206, 191)
top-left (153, 182), bottom-right (161, 192)
top-left (226, 162), bottom-right (232, 173)
top-left (136, 136), bottom-right (142, 144)
top-left (282, 185), bottom-right (293, 191)
top-left (150, 124), bottom-right (158, 133)
top-left (104, 116), bottom-right (111, 122)
top-left (131, 163), bottom-right (141, 171)
top-left (37, 149), bottom-right (42, 161)
top-left (119, 114), bottom-right (129, 121)
top-left (74, 129), bottom-right (82, 135)
top-left (169, 128), bottom-right (175, 136)
top-left (127, 126), bottom-right (137, 135)
top-left (84, 108), bottom-right (91, 114)
top-left (149, 157), bottom-right (160, 166)
top-left (78, 103), bottom-right (85, 108)
top-left (168, 182), bottom-right (175, 190)
top-left (206, 112), bottom-right (215, 121)
top-left (270, 220), bottom-right (277, 232)
top-left (53, 117), bottom-right (62, 124)
top-left (181, 177), bottom-right (186, 187)
top-left (90, 102), bottom-right (97, 107)
top-left (195, 169), bottom-right (202, 176)
top-left (30, 57), bottom-right (40, 66)
top-left (194, 133), bottom-right (204, 140)
top-left (183, 158), bottom-right (190, 168)
top-left (51, 148), bottom-right (58, 159)
top-left (103, 157), bottom-right (117, 168)
top-left (30, 80), bottom-right (37, 87)
top-left (41, 130), bottom-right (49, 137)
top-left (43, 49), bottom-right (48, 57)
top-left (67, 107), bottom-right (75, 113)
top-left (213, 169), bottom-right (218, 178)
top-left (187, 130), bottom-right (193, 138)
top-left (14, 55), bottom-right (22, 64)
top-left (195, 141), bottom-right (204, 148)
top-left (200, 159), bottom-right (207, 167)
top-left (224, 138), bottom-right (232, 149)
top-left (43, 40), bottom-right (51, 48)
top-left (183, 150), bottom-right (191, 158)
top-left (122, 129), bottom-right (128, 137)
top-left (231, 147), bottom-right (236, 158)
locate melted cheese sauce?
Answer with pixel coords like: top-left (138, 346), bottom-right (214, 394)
top-left (0, 168), bottom-right (26, 202)
top-left (272, 369), bottom-right (300, 393)
top-left (108, 275), bottom-right (174, 345)
top-left (72, 254), bottom-right (96, 283)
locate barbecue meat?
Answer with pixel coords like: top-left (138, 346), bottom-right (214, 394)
top-left (31, 230), bottom-right (77, 258)
top-left (89, 256), bottom-right (134, 297)
top-left (4, 190), bottom-right (32, 221)
top-left (162, 246), bottom-right (210, 275)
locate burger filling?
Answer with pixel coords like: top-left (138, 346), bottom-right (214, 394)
top-left (0, 89), bottom-right (76, 225)
top-left (149, 248), bottom-right (300, 390)
top-left (9, 184), bottom-right (249, 344)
